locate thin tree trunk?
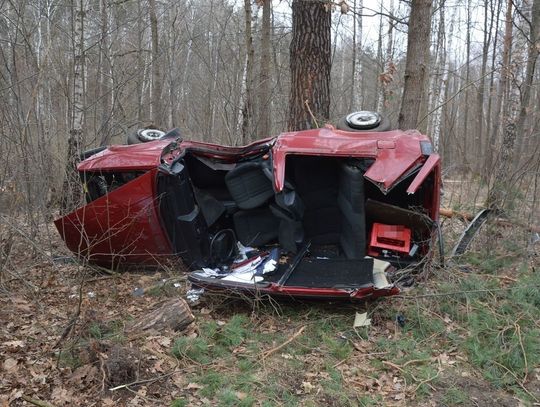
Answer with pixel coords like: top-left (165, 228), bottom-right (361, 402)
top-left (474, 0), bottom-right (494, 172)
top-left (61, 0), bottom-right (85, 213)
top-left (288, 0), bottom-right (331, 131)
top-left (149, 0), bottom-right (162, 125)
top-left (462, 0), bottom-right (471, 164)
top-left (486, 0), bottom-right (517, 210)
top-left (398, 0), bottom-right (433, 130)
top-left (430, 0), bottom-right (448, 151)
top-left (136, 0), bottom-right (143, 122)
top-left (515, 0), bottom-right (540, 162)
top-left (378, 0), bottom-right (395, 115)
top-left (257, 0), bottom-right (271, 138)
top-left (99, 0), bottom-right (112, 145)
top-left (350, 0), bottom-right (363, 111)
top-left (242, 0), bottom-right (255, 143)
top-left (488, 0), bottom-right (512, 173)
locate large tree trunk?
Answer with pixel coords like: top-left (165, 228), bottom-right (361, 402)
top-left (287, 0), bottom-right (331, 131)
top-left (397, 0), bottom-right (433, 130)
top-left (257, 0), bottom-right (272, 138)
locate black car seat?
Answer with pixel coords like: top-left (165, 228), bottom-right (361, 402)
top-left (225, 161), bottom-right (274, 210)
top-left (338, 162), bottom-right (367, 259)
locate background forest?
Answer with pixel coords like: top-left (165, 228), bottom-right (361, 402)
top-left (0, 0), bottom-right (539, 406)
top-left (1, 0), bottom-right (539, 219)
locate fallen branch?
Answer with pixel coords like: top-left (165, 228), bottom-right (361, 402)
top-left (440, 208), bottom-right (540, 233)
top-left (394, 285), bottom-right (540, 300)
top-left (21, 395), bottom-right (56, 407)
top-left (109, 372), bottom-right (174, 391)
top-left (261, 325), bottom-right (306, 360)
top-left (412, 370), bottom-right (440, 395)
top-left (127, 298), bottom-right (194, 334)
top-left (492, 360), bottom-right (539, 403)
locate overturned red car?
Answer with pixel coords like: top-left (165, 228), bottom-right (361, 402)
top-left (55, 112), bottom-right (441, 301)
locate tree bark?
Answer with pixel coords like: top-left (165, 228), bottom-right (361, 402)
top-left (61, 0), bottom-right (85, 214)
top-left (474, 0), bottom-right (494, 172)
top-left (287, 0), bottom-right (331, 131)
top-left (128, 298), bottom-right (194, 333)
top-left (242, 0), bottom-right (255, 143)
top-left (149, 0), bottom-right (162, 125)
top-left (486, 0), bottom-right (517, 211)
top-left (397, 0), bottom-right (433, 130)
top-left (257, 0), bottom-right (272, 138)
top-left (487, 0), bottom-right (512, 174)
top-left (99, 0), bottom-right (112, 146)
top-left (515, 0), bottom-right (540, 161)
top-left (350, 0), bottom-right (363, 111)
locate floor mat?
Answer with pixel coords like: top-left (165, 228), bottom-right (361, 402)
top-left (284, 257), bottom-right (374, 288)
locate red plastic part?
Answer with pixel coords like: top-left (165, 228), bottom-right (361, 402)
top-left (368, 223), bottom-right (412, 256)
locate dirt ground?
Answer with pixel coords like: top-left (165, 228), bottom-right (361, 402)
top-left (0, 219), bottom-right (538, 406)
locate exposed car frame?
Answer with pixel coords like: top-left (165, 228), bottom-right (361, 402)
top-left (55, 118), bottom-right (441, 301)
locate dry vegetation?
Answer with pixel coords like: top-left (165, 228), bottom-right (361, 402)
top-left (1, 177), bottom-right (539, 407)
top-left (2, 0), bottom-right (540, 405)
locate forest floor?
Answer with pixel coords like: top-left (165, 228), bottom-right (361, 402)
top-left (1, 202), bottom-right (539, 406)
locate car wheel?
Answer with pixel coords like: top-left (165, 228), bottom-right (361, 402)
top-left (336, 111), bottom-right (391, 132)
top-left (79, 146), bottom-right (107, 161)
top-left (127, 128), bottom-right (166, 145)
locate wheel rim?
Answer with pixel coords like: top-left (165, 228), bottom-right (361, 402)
top-left (345, 111), bottom-right (381, 130)
top-left (139, 129), bottom-right (166, 141)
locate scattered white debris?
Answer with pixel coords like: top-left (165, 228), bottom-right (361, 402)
top-left (222, 271), bottom-right (263, 283)
top-left (194, 268), bottom-right (221, 278)
top-left (186, 288), bottom-right (205, 303)
top-left (87, 291), bottom-right (96, 299)
top-left (262, 259), bottom-right (277, 274)
top-left (353, 312), bottom-right (371, 328)
top-left (235, 242), bottom-right (255, 263)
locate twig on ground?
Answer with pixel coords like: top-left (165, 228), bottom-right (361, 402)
top-left (492, 360), bottom-right (539, 402)
top-left (260, 325), bottom-right (306, 360)
top-left (109, 372), bottom-right (175, 391)
top-left (514, 323), bottom-right (529, 385)
top-left (395, 285), bottom-right (540, 300)
top-left (412, 370), bottom-right (440, 395)
top-left (382, 360), bottom-right (406, 374)
top-left (21, 395), bottom-right (56, 407)
top-left (53, 266), bottom-right (89, 350)
top-left (402, 358), bottom-right (431, 367)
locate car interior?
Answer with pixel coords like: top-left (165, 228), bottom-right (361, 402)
top-left (157, 150), bottom-right (437, 289)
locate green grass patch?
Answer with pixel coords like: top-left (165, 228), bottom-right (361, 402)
top-left (166, 252), bottom-right (538, 405)
top-left (441, 386), bottom-right (470, 405)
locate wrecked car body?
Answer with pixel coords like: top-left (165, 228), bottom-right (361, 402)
top-left (55, 121), bottom-right (441, 301)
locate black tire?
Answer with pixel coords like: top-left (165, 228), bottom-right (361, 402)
top-left (336, 111), bottom-right (391, 132)
top-left (79, 146), bottom-right (107, 161)
top-left (127, 131), bottom-right (142, 145)
top-left (126, 128), bottom-right (166, 145)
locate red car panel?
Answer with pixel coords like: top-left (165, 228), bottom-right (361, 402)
top-left (54, 169), bottom-right (173, 266)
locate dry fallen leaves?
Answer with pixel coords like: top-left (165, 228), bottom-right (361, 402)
top-left (3, 358), bottom-right (18, 372)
